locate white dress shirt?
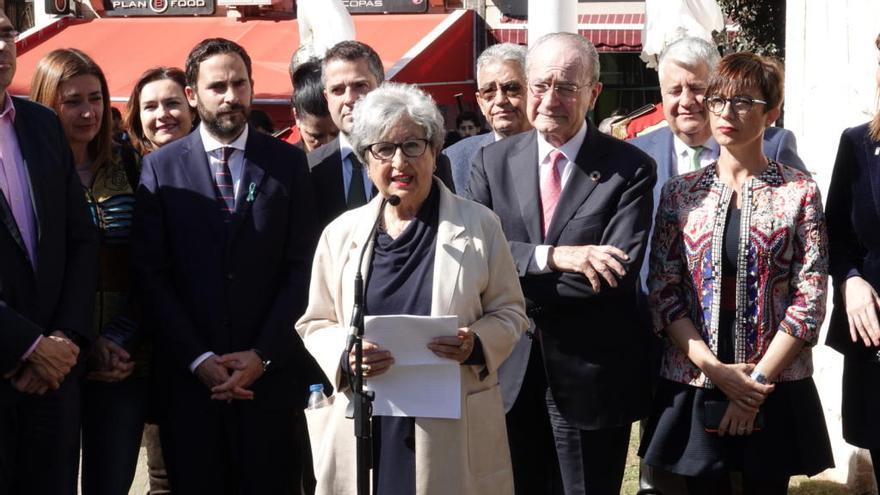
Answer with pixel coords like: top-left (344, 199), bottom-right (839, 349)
top-left (672, 134), bottom-right (717, 175)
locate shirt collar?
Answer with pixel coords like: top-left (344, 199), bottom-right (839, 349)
top-left (536, 120), bottom-right (588, 164)
top-left (199, 123), bottom-right (248, 153)
top-left (338, 132), bottom-right (355, 161)
top-left (0, 92), bottom-right (15, 122)
top-left (672, 132), bottom-right (717, 158)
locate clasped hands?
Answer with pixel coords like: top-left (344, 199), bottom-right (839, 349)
top-left (349, 328), bottom-right (475, 378)
top-left (87, 336), bottom-right (135, 382)
top-left (3, 331), bottom-right (79, 395)
top-left (707, 362), bottom-right (775, 437)
top-left (548, 244), bottom-right (629, 292)
top-left (195, 351), bottom-right (264, 401)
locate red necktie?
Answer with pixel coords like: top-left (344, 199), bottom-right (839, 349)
top-left (540, 149), bottom-right (564, 237)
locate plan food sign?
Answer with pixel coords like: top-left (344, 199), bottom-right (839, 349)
top-left (343, 0), bottom-right (428, 13)
top-left (105, 0), bottom-right (214, 16)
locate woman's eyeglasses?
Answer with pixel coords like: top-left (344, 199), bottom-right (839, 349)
top-left (705, 95), bottom-right (767, 116)
top-left (364, 139), bottom-right (431, 161)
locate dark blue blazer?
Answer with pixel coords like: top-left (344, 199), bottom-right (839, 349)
top-left (0, 97), bottom-right (98, 380)
top-left (132, 127), bottom-right (327, 408)
top-left (468, 121), bottom-right (657, 429)
top-left (442, 132), bottom-right (495, 194)
top-left (826, 123), bottom-right (880, 356)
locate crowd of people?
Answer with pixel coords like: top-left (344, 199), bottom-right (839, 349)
top-left (1, 7), bottom-right (880, 495)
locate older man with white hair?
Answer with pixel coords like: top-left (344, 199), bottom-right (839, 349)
top-left (444, 43), bottom-right (532, 193)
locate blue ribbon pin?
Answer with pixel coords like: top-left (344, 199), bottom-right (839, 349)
top-left (246, 182), bottom-right (256, 203)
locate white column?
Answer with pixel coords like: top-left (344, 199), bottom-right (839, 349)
top-left (786, 1), bottom-right (880, 492)
top-left (527, 0), bottom-right (577, 46)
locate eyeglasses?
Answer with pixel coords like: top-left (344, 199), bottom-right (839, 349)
top-left (705, 95), bottom-right (767, 116)
top-left (364, 139), bottom-right (430, 161)
top-left (477, 81), bottom-right (524, 101)
top-left (529, 80), bottom-right (591, 99)
top-left (0, 29), bottom-right (18, 42)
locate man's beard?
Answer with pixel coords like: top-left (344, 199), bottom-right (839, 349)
top-left (199, 101), bottom-right (249, 140)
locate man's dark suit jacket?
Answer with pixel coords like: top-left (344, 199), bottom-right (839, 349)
top-left (0, 97), bottom-right (98, 395)
top-left (132, 126), bottom-right (327, 409)
top-left (308, 136), bottom-right (457, 228)
top-left (468, 121), bottom-right (657, 430)
top-left (442, 132), bottom-right (495, 194)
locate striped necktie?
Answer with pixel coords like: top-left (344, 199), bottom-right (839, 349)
top-left (214, 146), bottom-right (235, 213)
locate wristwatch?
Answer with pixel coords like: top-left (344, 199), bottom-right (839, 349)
top-left (252, 348), bottom-right (271, 372)
top-left (750, 369), bottom-right (769, 385)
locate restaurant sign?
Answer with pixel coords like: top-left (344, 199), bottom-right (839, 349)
top-left (343, 0), bottom-right (428, 14)
top-left (103, 0), bottom-right (214, 16)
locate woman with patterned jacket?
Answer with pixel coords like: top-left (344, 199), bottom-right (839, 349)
top-left (638, 52), bottom-right (833, 494)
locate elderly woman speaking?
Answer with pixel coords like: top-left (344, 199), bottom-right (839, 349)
top-left (296, 83), bottom-right (528, 495)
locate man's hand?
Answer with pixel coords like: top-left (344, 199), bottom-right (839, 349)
top-left (195, 355), bottom-right (232, 392)
top-left (11, 365), bottom-right (50, 395)
top-left (548, 244), bottom-right (629, 292)
top-left (26, 332), bottom-right (79, 390)
top-left (210, 351), bottom-right (264, 401)
top-left (87, 336), bottom-right (135, 382)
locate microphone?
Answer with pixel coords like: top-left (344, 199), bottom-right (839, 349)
top-left (346, 194), bottom-right (399, 351)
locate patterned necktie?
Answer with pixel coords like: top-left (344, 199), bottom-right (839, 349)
top-left (214, 146), bottom-right (235, 213)
top-left (347, 154), bottom-right (367, 208)
top-left (689, 145), bottom-right (704, 172)
top-left (540, 150), bottom-right (564, 237)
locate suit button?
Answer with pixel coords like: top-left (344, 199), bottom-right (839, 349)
top-left (227, 273), bottom-right (235, 281)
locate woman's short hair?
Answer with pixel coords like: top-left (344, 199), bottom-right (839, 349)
top-left (30, 48), bottom-right (113, 171)
top-left (124, 66), bottom-right (190, 154)
top-left (706, 52), bottom-right (784, 111)
top-left (349, 83), bottom-right (445, 164)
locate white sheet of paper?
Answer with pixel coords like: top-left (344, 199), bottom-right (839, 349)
top-left (364, 315), bottom-right (461, 419)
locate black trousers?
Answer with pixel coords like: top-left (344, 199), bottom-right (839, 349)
top-left (159, 386), bottom-right (310, 495)
top-left (545, 388), bottom-right (631, 495)
top-left (506, 337), bottom-right (564, 495)
top-left (0, 369), bottom-right (82, 495)
top-left (81, 376), bottom-right (149, 495)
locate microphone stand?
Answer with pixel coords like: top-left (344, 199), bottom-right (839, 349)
top-left (345, 195), bottom-right (397, 495)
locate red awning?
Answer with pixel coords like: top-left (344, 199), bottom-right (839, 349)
top-left (491, 13), bottom-right (644, 52)
top-left (10, 9), bottom-right (475, 107)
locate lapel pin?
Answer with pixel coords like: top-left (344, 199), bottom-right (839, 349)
top-left (875, 147), bottom-right (879, 156)
top-left (246, 182), bottom-right (256, 203)
top-left (589, 171), bottom-right (602, 182)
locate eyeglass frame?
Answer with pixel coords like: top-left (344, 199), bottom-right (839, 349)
top-left (528, 79), bottom-right (594, 99)
top-left (363, 138), bottom-right (432, 161)
top-left (477, 81), bottom-right (525, 101)
top-left (704, 95), bottom-right (768, 116)
top-left (0, 28), bottom-right (18, 42)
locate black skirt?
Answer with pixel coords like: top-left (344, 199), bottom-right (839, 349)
top-left (638, 377), bottom-right (834, 479)
top-left (842, 356), bottom-right (880, 449)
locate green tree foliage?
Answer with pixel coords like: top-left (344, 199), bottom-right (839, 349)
top-left (716, 0), bottom-right (786, 58)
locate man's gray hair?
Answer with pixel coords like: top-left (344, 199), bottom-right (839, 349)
top-left (476, 43), bottom-right (527, 85)
top-left (657, 37), bottom-right (721, 79)
top-left (350, 82), bottom-right (445, 164)
top-left (527, 32), bottom-right (600, 84)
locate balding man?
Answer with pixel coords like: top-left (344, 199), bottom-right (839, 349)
top-left (444, 42), bottom-right (531, 193)
top-left (469, 33), bottom-right (656, 494)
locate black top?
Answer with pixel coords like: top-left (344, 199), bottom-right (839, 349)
top-left (364, 183), bottom-right (439, 495)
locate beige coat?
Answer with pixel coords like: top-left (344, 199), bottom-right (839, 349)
top-left (296, 182), bottom-right (527, 495)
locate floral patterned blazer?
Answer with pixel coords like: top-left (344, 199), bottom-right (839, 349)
top-left (648, 161), bottom-right (828, 387)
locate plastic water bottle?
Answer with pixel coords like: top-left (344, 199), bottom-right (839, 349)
top-left (306, 383), bottom-right (328, 410)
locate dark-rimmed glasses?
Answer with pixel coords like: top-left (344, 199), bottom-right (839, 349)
top-left (477, 81), bottom-right (524, 101)
top-left (705, 95), bottom-right (767, 116)
top-left (529, 80), bottom-right (592, 99)
top-left (364, 139), bottom-right (431, 161)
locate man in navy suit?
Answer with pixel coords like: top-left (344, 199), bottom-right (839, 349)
top-left (469, 33), bottom-right (656, 495)
top-left (628, 36), bottom-right (807, 495)
top-left (443, 42), bottom-right (532, 193)
top-left (308, 40), bottom-right (455, 229)
top-left (132, 38), bottom-right (326, 493)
